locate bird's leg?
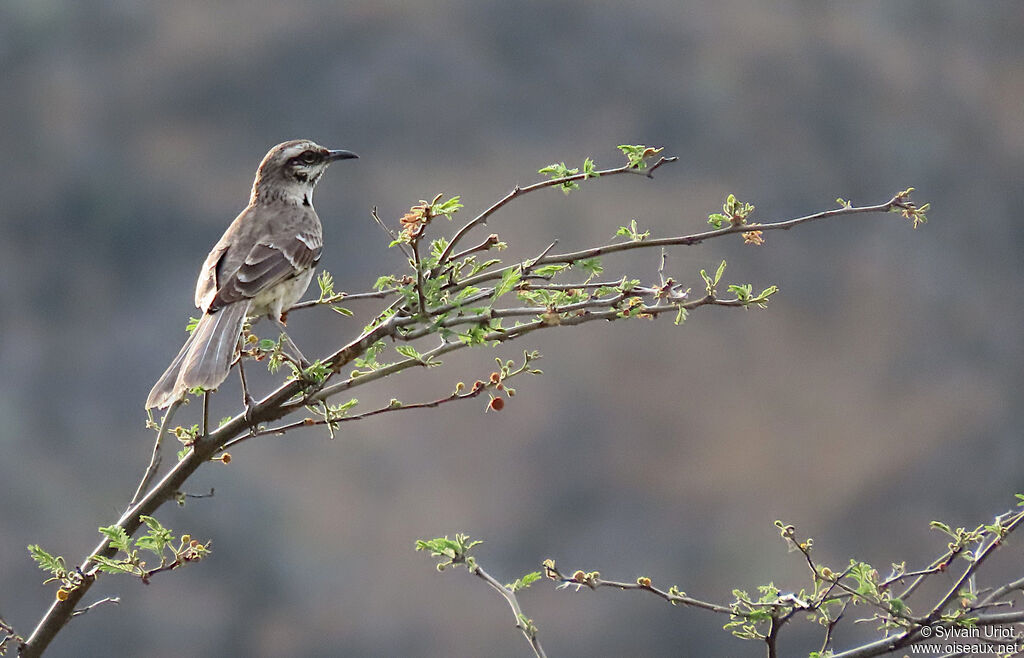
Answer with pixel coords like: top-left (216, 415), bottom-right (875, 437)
top-left (271, 315), bottom-right (310, 371)
top-left (237, 357), bottom-right (257, 428)
top-left (233, 333), bottom-right (258, 431)
top-left (202, 391), bottom-right (211, 437)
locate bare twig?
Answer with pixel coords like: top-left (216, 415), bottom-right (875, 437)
top-left (448, 233), bottom-right (501, 263)
top-left (218, 376), bottom-right (499, 453)
top-left (0, 614), bottom-right (22, 655)
top-left (544, 562), bottom-right (732, 615)
top-left (70, 597), bottom-right (119, 619)
top-left (178, 488), bottom-right (215, 500)
top-left (128, 399), bottom-right (181, 510)
top-left (289, 287), bottom-right (401, 311)
top-left (371, 206), bottom-right (411, 258)
top-left (469, 563), bottom-right (547, 658)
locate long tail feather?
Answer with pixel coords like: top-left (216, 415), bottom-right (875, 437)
top-left (146, 327), bottom-right (199, 409)
top-left (145, 302), bottom-right (249, 409)
top-left (176, 302), bottom-right (249, 395)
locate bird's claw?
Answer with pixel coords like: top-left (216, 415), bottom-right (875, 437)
top-left (243, 393), bottom-right (258, 434)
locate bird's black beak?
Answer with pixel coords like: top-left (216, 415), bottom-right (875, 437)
top-left (326, 149), bottom-right (359, 162)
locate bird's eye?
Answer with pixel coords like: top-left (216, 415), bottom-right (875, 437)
top-left (300, 150), bottom-right (320, 165)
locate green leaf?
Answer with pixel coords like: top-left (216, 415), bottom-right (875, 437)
top-left (507, 571), bottom-right (543, 592)
top-left (728, 284), bottom-right (753, 303)
top-left (459, 325), bottom-right (489, 346)
top-left (494, 268), bottom-right (522, 300)
top-left (134, 535), bottom-right (163, 553)
top-left (91, 555), bottom-right (135, 574)
top-left (99, 525), bottom-right (132, 553)
top-left (28, 544), bottom-right (67, 577)
top-left (137, 516), bottom-right (173, 553)
top-left (617, 144), bottom-right (663, 169)
top-left (452, 286), bottom-right (482, 303)
top-left (430, 237), bottom-right (450, 259)
top-left (532, 264), bottom-right (568, 277)
top-left (139, 515), bottom-right (167, 534)
top-left (335, 398), bottom-right (359, 413)
top-left (331, 305), bottom-right (353, 316)
top-left (431, 195), bottom-right (463, 220)
top-left (396, 345), bottom-right (422, 360)
top-left (296, 360), bottom-right (331, 384)
top-left (538, 162), bottom-right (581, 194)
top-left (714, 260), bottom-right (727, 285)
top-left (709, 194), bottom-right (754, 227)
top-left (576, 257), bottom-right (603, 278)
top-left (616, 218), bottom-right (649, 242)
top-left (317, 270), bottom-right (335, 299)
top-left (469, 258), bottom-right (502, 276)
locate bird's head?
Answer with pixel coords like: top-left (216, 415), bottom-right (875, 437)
top-left (250, 139), bottom-right (358, 205)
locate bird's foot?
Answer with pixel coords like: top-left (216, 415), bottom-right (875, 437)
top-left (243, 392), bottom-right (258, 435)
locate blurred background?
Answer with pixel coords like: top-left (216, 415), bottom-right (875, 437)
top-left (2, 2), bottom-right (1023, 656)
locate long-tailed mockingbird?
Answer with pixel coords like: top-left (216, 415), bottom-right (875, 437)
top-left (146, 140), bottom-right (357, 409)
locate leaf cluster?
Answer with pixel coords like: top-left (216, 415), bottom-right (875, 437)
top-left (92, 516), bottom-right (209, 585)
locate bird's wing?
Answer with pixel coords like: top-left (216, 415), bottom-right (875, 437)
top-left (203, 207), bottom-right (322, 312)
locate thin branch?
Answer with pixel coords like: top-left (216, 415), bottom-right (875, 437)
top-left (976, 575), bottom-right (1024, 609)
top-left (525, 240), bottom-right (559, 269)
top-left (766, 615), bottom-right (783, 658)
top-left (448, 233), bottom-right (501, 263)
top-left (371, 205), bottom-right (412, 259)
top-left (310, 294), bottom-right (736, 405)
top-left (544, 563), bottom-right (733, 615)
top-left (218, 377), bottom-right (495, 452)
top-left (468, 564), bottom-right (547, 658)
top-left (19, 150), bottom-right (917, 657)
top-left (289, 287), bottom-right (401, 311)
top-left (517, 278), bottom-right (627, 292)
top-left (447, 194), bottom-right (909, 297)
top-left (70, 597), bottom-right (119, 619)
top-left (820, 599), bottom-right (852, 655)
top-left (432, 157), bottom-right (677, 274)
top-left (178, 487), bottom-right (215, 500)
top-left (894, 550), bottom-right (961, 603)
top-left (0, 614), bottom-right (22, 655)
top-left (534, 194), bottom-right (907, 269)
top-left (410, 238), bottom-right (429, 318)
top-left (923, 511), bottom-right (1024, 627)
top-left (129, 400), bottom-right (181, 509)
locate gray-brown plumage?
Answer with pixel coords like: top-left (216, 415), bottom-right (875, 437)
top-left (146, 140), bottom-right (358, 409)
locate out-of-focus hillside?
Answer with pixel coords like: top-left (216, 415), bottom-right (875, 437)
top-left (1, 2), bottom-right (1022, 656)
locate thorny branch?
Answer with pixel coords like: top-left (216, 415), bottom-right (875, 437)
top-left (19, 147), bottom-right (926, 658)
top-left (417, 535), bottom-right (547, 658)
top-left (536, 501), bottom-right (1024, 658)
